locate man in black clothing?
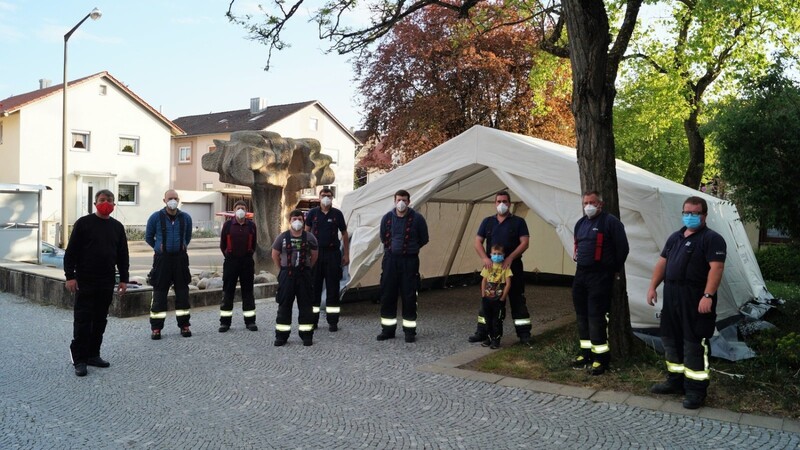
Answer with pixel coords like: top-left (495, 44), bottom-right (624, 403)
top-left (304, 187), bottom-right (349, 331)
top-left (64, 189), bottom-right (129, 377)
top-left (469, 190), bottom-right (532, 345)
top-left (219, 200), bottom-right (258, 332)
top-left (377, 189), bottom-right (429, 343)
top-left (647, 196), bottom-right (726, 409)
top-left (571, 191), bottom-right (629, 375)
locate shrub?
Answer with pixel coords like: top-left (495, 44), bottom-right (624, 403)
top-left (126, 227), bottom-right (146, 241)
top-left (755, 244), bottom-right (800, 282)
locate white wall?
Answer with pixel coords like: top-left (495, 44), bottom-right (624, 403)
top-left (15, 76), bottom-right (173, 228)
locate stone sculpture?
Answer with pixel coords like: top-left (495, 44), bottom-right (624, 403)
top-left (202, 130), bottom-right (334, 273)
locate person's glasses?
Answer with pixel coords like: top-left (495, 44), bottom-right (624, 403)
top-left (681, 211), bottom-right (703, 217)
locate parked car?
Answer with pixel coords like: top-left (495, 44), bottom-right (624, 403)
top-left (41, 241), bottom-right (65, 269)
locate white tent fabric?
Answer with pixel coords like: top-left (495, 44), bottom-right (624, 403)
top-left (341, 125), bottom-right (772, 329)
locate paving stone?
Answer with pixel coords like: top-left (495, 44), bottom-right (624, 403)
top-left (1, 284), bottom-right (797, 449)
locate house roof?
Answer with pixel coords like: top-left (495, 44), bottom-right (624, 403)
top-left (0, 71), bottom-right (184, 135)
top-left (173, 100), bottom-right (362, 145)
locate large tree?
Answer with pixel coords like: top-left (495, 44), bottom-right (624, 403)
top-left (355, 6), bottom-right (574, 162)
top-left (621, 0), bottom-right (799, 188)
top-left (227, 0), bottom-right (644, 357)
top-left (709, 63), bottom-right (800, 241)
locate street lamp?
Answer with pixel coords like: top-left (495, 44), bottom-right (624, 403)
top-left (61, 7), bottom-right (102, 248)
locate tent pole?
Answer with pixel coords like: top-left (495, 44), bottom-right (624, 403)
top-left (441, 201), bottom-right (475, 287)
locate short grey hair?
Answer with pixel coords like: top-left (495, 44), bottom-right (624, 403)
top-left (95, 189), bottom-right (115, 202)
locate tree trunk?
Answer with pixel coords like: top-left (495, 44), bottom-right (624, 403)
top-left (563, 0), bottom-right (636, 359)
top-left (682, 108), bottom-right (705, 189)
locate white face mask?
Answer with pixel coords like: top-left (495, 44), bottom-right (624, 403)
top-left (496, 203), bottom-right (509, 215)
top-left (166, 199), bottom-right (179, 210)
top-left (291, 219), bottom-right (304, 231)
top-left (320, 197), bottom-right (332, 207)
top-left (584, 204), bottom-right (598, 218)
top-left (396, 200), bottom-right (408, 212)
top-left (235, 209), bottom-right (246, 219)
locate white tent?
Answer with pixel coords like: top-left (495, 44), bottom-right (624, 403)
top-left (341, 126), bottom-right (772, 331)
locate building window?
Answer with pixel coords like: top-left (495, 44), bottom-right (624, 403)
top-left (300, 188), bottom-right (316, 197)
top-left (99, 85), bottom-right (107, 95)
top-left (179, 146), bottom-right (191, 163)
top-left (119, 136), bottom-right (139, 155)
top-left (117, 183), bottom-right (138, 205)
top-left (72, 132), bottom-right (90, 151)
top-left (322, 184), bottom-right (337, 198)
top-left (323, 148), bottom-right (339, 164)
top-left (309, 117), bottom-right (318, 131)
top-left (202, 182), bottom-right (214, 191)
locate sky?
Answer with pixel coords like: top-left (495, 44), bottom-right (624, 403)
top-left (0, 0), bottom-right (365, 129)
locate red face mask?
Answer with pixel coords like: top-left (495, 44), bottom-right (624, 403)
top-left (96, 202), bottom-right (114, 216)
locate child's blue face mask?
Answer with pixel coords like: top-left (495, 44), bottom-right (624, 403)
top-left (491, 254), bottom-right (504, 263)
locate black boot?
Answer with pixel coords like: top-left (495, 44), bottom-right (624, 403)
top-left (650, 373), bottom-right (685, 395)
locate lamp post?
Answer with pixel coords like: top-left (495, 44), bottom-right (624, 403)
top-left (61, 7), bottom-right (102, 248)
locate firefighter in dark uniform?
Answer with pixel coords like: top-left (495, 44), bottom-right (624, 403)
top-left (218, 200), bottom-right (258, 332)
top-left (647, 196), bottom-right (726, 409)
top-left (145, 189), bottom-right (193, 340)
top-left (468, 190), bottom-right (532, 345)
top-left (271, 209), bottom-right (319, 347)
top-left (571, 191), bottom-right (629, 375)
top-left (304, 188), bottom-right (350, 332)
top-left (376, 189), bottom-right (429, 343)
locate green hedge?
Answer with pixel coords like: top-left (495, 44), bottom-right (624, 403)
top-left (756, 244), bottom-right (800, 282)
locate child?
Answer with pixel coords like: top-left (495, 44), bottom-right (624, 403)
top-left (479, 244), bottom-right (513, 349)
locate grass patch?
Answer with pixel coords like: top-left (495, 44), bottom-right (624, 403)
top-left (465, 280), bottom-right (800, 419)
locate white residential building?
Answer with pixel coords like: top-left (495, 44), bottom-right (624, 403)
top-left (0, 72), bottom-right (183, 243)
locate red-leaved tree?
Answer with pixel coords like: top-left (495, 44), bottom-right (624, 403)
top-left (354, 7), bottom-right (574, 163)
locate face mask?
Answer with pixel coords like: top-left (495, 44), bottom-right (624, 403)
top-left (490, 254), bottom-right (504, 264)
top-left (320, 197), bottom-right (332, 207)
top-left (682, 214), bottom-right (702, 229)
top-left (396, 200), bottom-right (407, 212)
top-left (496, 203), bottom-right (509, 215)
top-left (235, 209), bottom-right (246, 220)
top-left (291, 219), bottom-right (304, 231)
top-left (584, 204), bottom-right (598, 218)
top-left (96, 202), bottom-right (114, 216)
top-left (166, 199), bottom-right (179, 210)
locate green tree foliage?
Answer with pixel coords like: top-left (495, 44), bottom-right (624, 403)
top-left (709, 64), bottom-right (800, 240)
top-left (619, 0), bottom-right (800, 188)
top-left (355, 7), bottom-right (575, 163)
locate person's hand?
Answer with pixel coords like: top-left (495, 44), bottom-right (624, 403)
top-left (117, 282), bottom-right (127, 297)
top-left (501, 258), bottom-right (512, 270)
top-left (342, 254), bottom-right (350, 266)
top-left (698, 296), bottom-right (712, 313)
top-left (482, 257), bottom-right (492, 270)
top-left (65, 279), bottom-right (78, 293)
top-left (647, 287), bottom-right (658, 306)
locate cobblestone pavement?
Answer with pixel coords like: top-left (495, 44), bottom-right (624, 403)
top-left (1, 285), bottom-right (798, 449)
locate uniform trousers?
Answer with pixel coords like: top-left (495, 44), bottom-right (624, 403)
top-left (220, 255), bottom-right (256, 326)
top-left (312, 247), bottom-right (342, 326)
top-left (275, 268), bottom-right (314, 342)
top-left (149, 252), bottom-right (191, 330)
top-left (379, 253), bottom-right (419, 336)
top-left (661, 281), bottom-right (717, 395)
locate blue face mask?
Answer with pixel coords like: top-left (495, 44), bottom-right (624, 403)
top-left (682, 214), bottom-right (702, 229)
top-left (490, 254), bottom-right (504, 264)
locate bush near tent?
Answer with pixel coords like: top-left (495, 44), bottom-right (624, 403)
top-left (755, 244), bottom-right (800, 283)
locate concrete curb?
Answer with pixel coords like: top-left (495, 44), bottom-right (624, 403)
top-left (417, 316), bottom-right (800, 433)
